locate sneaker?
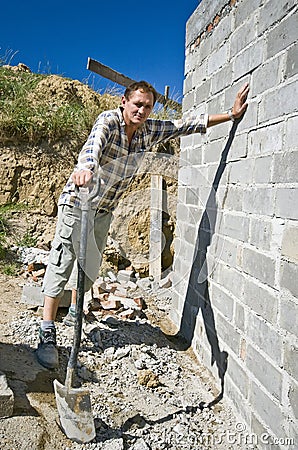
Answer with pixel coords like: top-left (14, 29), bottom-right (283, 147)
top-left (63, 308), bottom-right (76, 327)
top-left (36, 327), bottom-right (59, 369)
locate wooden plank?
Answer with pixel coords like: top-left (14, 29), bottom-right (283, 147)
top-left (87, 57), bottom-right (182, 111)
top-left (149, 174), bottom-right (163, 281)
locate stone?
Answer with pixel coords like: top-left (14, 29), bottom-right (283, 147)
top-left (0, 371), bottom-right (14, 418)
top-left (137, 369), bottom-right (161, 388)
top-left (20, 284), bottom-right (71, 308)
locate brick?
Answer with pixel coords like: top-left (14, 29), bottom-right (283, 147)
top-left (183, 73), bottom-right (193, 96)
top-left (242, 277), bottom-right (278, 323)
top-left (182, 90), bottom-right (195, 112)
top-left (288, 381), bottom-right (298, 419)
top-left (273, 151), bottom-right (298, 183)
top-left (284, 341), bottom-right (298, 380)
top-left (236, 100), bottom-right (259, 133)
top-left (275, 188), bottom-right (298, 220)
top-left (195, 79), bottom-right (211, 105)
top-left (235, 302), bottom-right (245, 332)
top-left (214, 235), bottom-right (239, 268)
top-left (242, 246), bottom-right (275, 287)
top-left (223, 212), bottom-right (250, 242)
top-left (234, 0), bottom-right (262, 29)
top-left (226, 132), bottom-right (248, 162)
top-left (192, 58), bottom-right (208, 89)
top-left (280, 259), bottom-right (298, 298)
top-left (285, 115), bottom-right (298, 149)
top-left (281, 224), bottom-right (298, 263)
top-left (225, 377), bottom-right (251, 425)
top-left (267, 11), bottom-right (298, 59)
top-left (249, 217), bottom-right (272, 251)
top-left (286, 42), bottom-right (298, 79)
top-left (280, 295), bottom-right (298, 336)
top-left (0, 372), bottom-right (14, 418)
top-left (259, 0), bottom-right (297, 35)
top-left (117, 269), bottom-right (135, 283)
top-left (207, 92), bottom-right (224, 115)
top-left (251, 56), bottom-right (281, 97)
top-left (211, 283), bottom-right (234, 320)
top-left (214, 264), bottom-right (245, 301)
top-left (233, 39), bottom-right (264, 81)
top-left (210, 14), bottom-right (232, 51)
top-left (248, 122), bottom-right (283, 156)
top-left (229, 158), bottom-right (254, 184)
top-left (247, 345), bottom-right (283, 400)
top-left (230, 13), bottom-right (257, 57)
top-left (185, 0), bottom-right (228, 48)
top-left (223, 185), bottom-right (243, 211)
top-left (227, 354), bottom-right (249, 399)
top-left (249, 381), bottom-right (286, 438)
top-left (260, 81), bottom-right (298, 122)
top-left (246, 313), bottom-right (283, 364)
top-left (212, 64), bottom-right (232, 98)
top-left (253, 156), bottom-right (272, 184)
top-left (203, 139), bottom-right (224, 164)
top-left (216, 313), bottom-right (241, 353)
top-left (208, 120), bottom-right (230, 142)
top-left (243, 187), bottom-right (274, 216)
top-left (208, 42), bottom-right (229, 75)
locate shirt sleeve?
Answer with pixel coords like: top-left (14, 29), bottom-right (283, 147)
top-left (149, 113), bottom-right (208, 145)
top-left (76, 113), bottom-right (111, 173)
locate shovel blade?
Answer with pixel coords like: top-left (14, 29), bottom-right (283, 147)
top-left (54, 379), bottom-right (96, 443)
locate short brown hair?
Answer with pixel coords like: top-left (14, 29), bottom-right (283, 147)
top-left (124, 81), bottom-right (158, 105)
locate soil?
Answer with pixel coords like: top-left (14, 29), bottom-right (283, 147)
top-left (0, 214), bottom-right (243, 450)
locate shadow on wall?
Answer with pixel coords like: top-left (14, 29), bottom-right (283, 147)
top-left (167, 121), bottom-right (240, 406)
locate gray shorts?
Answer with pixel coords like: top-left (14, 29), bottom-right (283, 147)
top-left (42, 205), bottom-right (112, 298)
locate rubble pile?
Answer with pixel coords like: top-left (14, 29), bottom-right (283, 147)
top-left (1, 245), bottom-right (244, 449)
top-left (5, 273), bottom-right (244, 450)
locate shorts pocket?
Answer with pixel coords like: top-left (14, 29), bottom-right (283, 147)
top-left (60, 214), bottom-right (76, 239)
top-left (49, 239), bottom-right (63, 266)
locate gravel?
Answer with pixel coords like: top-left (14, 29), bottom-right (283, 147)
top-left (5, 276), bottom-right (253, 450)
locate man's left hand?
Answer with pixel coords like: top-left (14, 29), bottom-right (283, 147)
top-left (232, 82), bottom-right (249, 119)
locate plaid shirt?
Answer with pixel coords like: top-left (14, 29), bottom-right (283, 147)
top-left (58, 107), bottom-right (208, 211)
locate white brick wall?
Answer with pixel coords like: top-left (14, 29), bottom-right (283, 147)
top-left (171, 0), bottom-right (298, 448)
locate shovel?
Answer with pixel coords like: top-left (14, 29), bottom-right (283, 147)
top-left (54, 186), bottom-right (96, 443)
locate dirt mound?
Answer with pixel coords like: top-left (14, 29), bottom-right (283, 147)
top-left (27, 74), bottom-right (119, 111)
top-left (0, 65), bottom-right (178, 273)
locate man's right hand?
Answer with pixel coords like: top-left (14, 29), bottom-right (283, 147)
top-left (71, 169), bottom-right (93, 187)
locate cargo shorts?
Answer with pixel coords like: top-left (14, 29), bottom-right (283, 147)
top-left (42, 204), bottom-right (112, 298)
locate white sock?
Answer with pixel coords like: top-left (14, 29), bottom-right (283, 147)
top-left (41, 320), bottom-right (55, 330)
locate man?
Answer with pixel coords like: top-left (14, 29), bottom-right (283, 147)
top-left (36, 80), bottom-right (249, 369)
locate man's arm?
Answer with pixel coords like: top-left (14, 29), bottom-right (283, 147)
top-left (207, 82), bottom-right (249, 128)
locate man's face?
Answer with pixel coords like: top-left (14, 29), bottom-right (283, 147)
top-left (122, 89), bottom-right (154, 127)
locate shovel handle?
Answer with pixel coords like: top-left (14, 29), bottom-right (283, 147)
top-left (67, 188), bottom-right (90, 374)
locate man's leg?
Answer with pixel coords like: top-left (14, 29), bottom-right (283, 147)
top-left (36, 205), bottom-right (80, 369)
top-left (63, 210), bottom-right (112, 326)
top-left (36, 295), bottom-right (61, 369)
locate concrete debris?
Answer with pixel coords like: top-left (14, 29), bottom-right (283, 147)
top-left (2, 276), bottom-right (244, 450)
top-left (2, 245), bottom-right (243, 449)
top-left (0, 372), bottom-right (14, 418)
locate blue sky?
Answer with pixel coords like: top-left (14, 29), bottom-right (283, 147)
top-left (1, 1), bottom-right (200, 101)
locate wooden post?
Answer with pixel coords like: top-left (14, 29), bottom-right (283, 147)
top-left (149, 86), bottom-right (170, 280)
top-left (149, 174), bottom-right (163, 281)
